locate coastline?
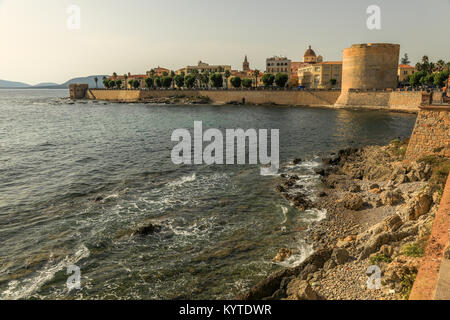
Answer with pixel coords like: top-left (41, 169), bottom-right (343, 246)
top-left (240, 140), bottom-right (449, 300)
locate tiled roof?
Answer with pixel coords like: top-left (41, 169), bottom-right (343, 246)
top-left (398, 64), bottom-right (415, 69)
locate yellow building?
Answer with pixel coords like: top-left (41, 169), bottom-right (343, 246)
top-left (176, 61), bottom-right (231, 75)
top-left (298, 61), bottom-right (342, 88)
top-left (398, 64), bottom-right (416, 82)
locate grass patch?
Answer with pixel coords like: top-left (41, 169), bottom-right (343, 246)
top-left (402, 243), bottom-right (425, 258)
top-left (369, 253), bottom-right (393, 264)
top-left (418, 155), bottom-right (450, 200)
top-left (388, 138), bottom-right (409, 159)
top-left (399, 273), bottom-right (417, 300)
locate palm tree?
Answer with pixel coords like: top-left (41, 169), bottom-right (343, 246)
top-left (124, 74), bottom-right (128, 89)
top-left (224, 70), bottom-right (231, 89)
top-left (254, 69), bottom-right (260, 88)
top-left (436, 60), bottom-right (446, 72)
top-left (113, 72), bottom-right (118, 78)
top-left (202, 70), bottom-right (210, 89)
top-left (170, 70), bottom-right (176, 89)
top-left (94, 77), bottom-right (98, 88)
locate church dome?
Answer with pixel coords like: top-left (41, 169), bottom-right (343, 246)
top-left (304, 46), bottom-right (316, 57)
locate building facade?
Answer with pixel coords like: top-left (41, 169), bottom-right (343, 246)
top-left (176, 61), bottom-right (231, 75)
top-left (398, 64), bottom-right (416, 82)
top-left (266, 56), bottom-right (291, 77)
top-left (298, 61), bottom-right (342, 88)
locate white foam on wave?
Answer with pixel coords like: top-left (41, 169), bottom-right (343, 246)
top-left (0, 245), bottom-right (90, 300)
top-left (167, 173), bottom-right (197, 187)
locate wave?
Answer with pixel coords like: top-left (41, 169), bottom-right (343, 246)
top-left (0, 245), bottom-right (90, 300)
top-left (167, 173), bottom-right (197, 187)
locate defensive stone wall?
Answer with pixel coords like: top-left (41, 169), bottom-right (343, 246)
top-left (405, 106), bottom-right (450, 161)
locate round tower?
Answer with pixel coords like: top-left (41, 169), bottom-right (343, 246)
top-left (340, 43), bottom-right (400, 91)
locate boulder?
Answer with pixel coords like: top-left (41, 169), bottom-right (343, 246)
top-left (381, 190), bottom-right (404, 206)
top-left (299, 263), bottom-right (318, 280)
top-left (402, 189), bottom-right (433, 221)
top-left (323, 259), bottom-right (337, 272)
top-left (292, 158), bottom-right (302, 165)
top-left (379, 245), bottom-right (394, 257)
top-left (132, 221), bottom-right (162, 236)
top-left (286, 279), bottom-right (319, 300)
top-left (332, 248), bottom-right (350, 265)
top-left (273, 248), bottom-right (293, 262)
top-left (341, 193), bottom-right (364, 211)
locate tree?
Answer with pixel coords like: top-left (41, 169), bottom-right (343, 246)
top-left (201, 71), bottom-right (210, 89)
top-left (253, 69), bottom-right (260, 88)
top-left (242, 78), bottom-right (253, 89)
top-left (275, 73), bottom-right (289, 88)
top-left (170, 70), bottom-right (176, 88)
top-left (174, 74), bottom-right (184, 88)
top-left (115, 79), bottom-right (122, 88)
top-left (261, 73), bottom-right (275, 86)
top-left (145, 77), bottom-right (153, 89)
top-left (154, 76), bottom-right (162, 88)
top-left (185, 75), bottom-right (196, 88)
top-left (162, 76), bottom-right (173, 88)
top-left (124, 74), bottom-right (128, 88)
top-left (113, 72), bottom-right (118, 78)
top-left (436, 60), bottom-right (446, 72)
top-left (94, 77), bottom-right (98, 88)
top-left (224, 70), bottom-right (231, 89)
top-left (424, 74), bottom-right (435, 86)
top-left (209, 73), bottom-right (223, 88)
top-left (230, 77), bottom-right (242, 88)
top-left (400, 53), bottom-right (410, 65)
top-left (102, 78), bottom-right (110, 88)
top-left (132, 79), bottom-right (140, 89)
top-left (434, 70), bottom-right (450, 87)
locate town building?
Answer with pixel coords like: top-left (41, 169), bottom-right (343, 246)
top-left (266, 56), bottom-right (291, 78)
top-left (147, 66), bottom-right (170, 77)
top-left (297, 61), bottom-right (342, 88)
top-left (229, 56), bottom-right (265, 87)
top-left (398, 64), bottom-right (416, 82)
top-left (176, 61), bottom-right (231, 75)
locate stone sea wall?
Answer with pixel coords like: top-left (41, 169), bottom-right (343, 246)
top-left (70, 84), bottom-right (425, 112)
top-left (335, 91), bottom-right (423, 112)
top-left (405, 106), bottom-right (450, 161)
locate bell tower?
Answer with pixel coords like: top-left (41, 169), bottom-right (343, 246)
top-left (243, 55), bottom-right (250, 72)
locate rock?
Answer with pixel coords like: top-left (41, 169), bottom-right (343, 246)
top-left (286, 279), bottom-right (319, 300)
top-left (384, 214), bottom-right (403, 232)
top-left (341, 193), bottom-right (364, 211)
top-left (132, 221), bottom-right (162, 236)
top-left (323, 259), bottom-right (337, 272)
top-left (332, 248), bottom-right (350, 265)
top-left (359, 232), bottom-right (394, 260)
top-left (384, 257), bottom-right (419, 284)
top-left (444, 244), bottom-right (450, 260)
top-left (370, 183), bottom-right (380, 189)
top-left (275, 185), bottom-right (287, 193)
top-left (401, 189), bottom-right (433, 221)
top-left (336, 235), bottom-right (357, 248)
top-left (292, 158), bottom-right (302, 165)
top-left (380, 245), bottom-right (394, 257)
top-left (381, 190), bottom-right (404, 206)
top-left (299, 263), bottom-right (318, 280)
top-left (268, 288), bottom-right (286, 300)
top-left (273, 248), bottom-right (293, 262)
top-left (319, 192), bottom-right (328, 197)
top-left (370, 188), bottom-right (382, 194)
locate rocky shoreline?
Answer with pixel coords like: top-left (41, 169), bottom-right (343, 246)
top-left (239, 139), bottom-right (449, 300)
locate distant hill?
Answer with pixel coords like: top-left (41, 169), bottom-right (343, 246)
top-left (0, 79), bottom-right (31, 88)
top-left (0, 75), bottom-right (108, 89)
top-left (59, 75), bottom-right (108, 89)
top-left (34, 82), bottom-right (59, 87)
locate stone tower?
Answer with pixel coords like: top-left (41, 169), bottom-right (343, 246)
top-left (243, 55), bottom-right (250, 72)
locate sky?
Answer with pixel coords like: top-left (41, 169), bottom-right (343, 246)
top-left (0, 0), bottom-right (449, 85)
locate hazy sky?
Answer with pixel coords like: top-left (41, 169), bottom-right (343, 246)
top-left (0, 0), bottom-right (449, 85)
